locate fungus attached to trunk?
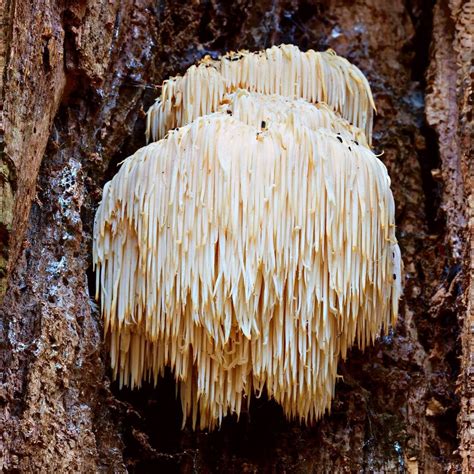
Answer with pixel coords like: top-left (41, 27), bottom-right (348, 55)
top-left (146, 44), bottom-right (375, 143)
top-left (93, 44), bottom-right (402, 430)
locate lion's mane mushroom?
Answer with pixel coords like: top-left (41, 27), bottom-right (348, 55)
top-left (146, 44), bottom-right (375, 143)
top-left (217, 89), bottom-right (369, 146)
top-left (93, 44), bottom-right (402, 430)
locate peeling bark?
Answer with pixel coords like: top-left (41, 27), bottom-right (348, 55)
top-left (0, 0), bottom-right (68, 298)
top-left (0, 0), bottom-right (471, 472)
top-left (425, 1), bottom-right (473, 471)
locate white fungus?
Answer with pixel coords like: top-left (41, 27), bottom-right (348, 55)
top-left (94, 44), bottom-right (402, 430)
top-left (146, 44), bottom-right (375, 144)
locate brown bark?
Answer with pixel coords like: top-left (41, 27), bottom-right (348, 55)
top-left (0, 0), bottom-right (471, 472)
top-left (425, 1), bottom-right (473, 470)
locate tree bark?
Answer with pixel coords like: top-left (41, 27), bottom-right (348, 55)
top-left (0, 0), bottom-right (471, 472)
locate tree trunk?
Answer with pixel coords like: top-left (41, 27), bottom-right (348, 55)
top-left (0, 0), bottom-right (471, 472)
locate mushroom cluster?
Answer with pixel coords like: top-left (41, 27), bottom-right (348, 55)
top-left (93, 44), bottom-right (402, 430)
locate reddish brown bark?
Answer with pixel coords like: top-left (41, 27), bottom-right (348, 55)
top-left (0, 0), bottom-right (471, 472)
top-left (425, 1), bottom-right (473, 471)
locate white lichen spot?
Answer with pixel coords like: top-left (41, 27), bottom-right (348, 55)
top-left (330, 26), bottom-right (342, 38)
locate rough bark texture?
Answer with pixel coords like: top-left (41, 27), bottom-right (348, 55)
top-left (425, 1), bottom-right (473, 471)
top-left (0, 0), bottom-right (471, 472)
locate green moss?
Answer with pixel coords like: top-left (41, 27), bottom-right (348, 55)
top-left (0, 157), bottom-right (15, 300)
